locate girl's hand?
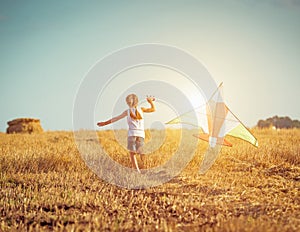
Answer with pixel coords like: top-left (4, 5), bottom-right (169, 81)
top-left (97, 122), bottom-right (107, 127)
top-left (146, 95), bottom-right (155, 102)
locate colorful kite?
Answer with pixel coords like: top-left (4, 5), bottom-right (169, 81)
top-left (166, 83), bottom-right (258, 173)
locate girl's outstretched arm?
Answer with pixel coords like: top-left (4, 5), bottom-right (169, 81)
top-left (142, 97), bottom-right (156, 113)
top-left (97, 110), bottom-right (127, 127)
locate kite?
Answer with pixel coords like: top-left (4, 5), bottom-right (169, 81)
top-left (166, 82), bottom-right (258, 173)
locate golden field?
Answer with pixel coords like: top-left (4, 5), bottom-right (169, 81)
top-left (0, 128), bottom-right (299, 231)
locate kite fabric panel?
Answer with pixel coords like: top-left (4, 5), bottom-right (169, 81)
top-left (166, 83), bottom-right (258, 147)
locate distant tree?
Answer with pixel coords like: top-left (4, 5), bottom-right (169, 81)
top-left (257, 119), bottom-right (272, 128)
top-left (275, 116), bottom-right (292, 129)
top-left (292, 120), bottom-right (300, 128)
top-left (257, 116), bottom-right (299, 129)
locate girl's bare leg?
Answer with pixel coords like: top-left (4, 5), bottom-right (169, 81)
top-left (130, 151), bottom-right (140, 173)
top-left (140, 154), bottom-right (145, 169)
top-left (137, 146), bottom-right (145, 169)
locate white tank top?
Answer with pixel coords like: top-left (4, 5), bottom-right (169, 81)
top-left (127, 108), bottom-right (145, 138)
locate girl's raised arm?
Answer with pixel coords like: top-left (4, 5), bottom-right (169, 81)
top-left (97, 110), bottom-right (127, 127)
top-left (142, 97), bottom-right (156, 113)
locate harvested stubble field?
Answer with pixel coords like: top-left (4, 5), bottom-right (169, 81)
top-left (0, 128), bottom-right (299, 231)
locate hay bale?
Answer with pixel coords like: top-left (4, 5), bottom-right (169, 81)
top-left (6, 118), bottom-right (43, 134)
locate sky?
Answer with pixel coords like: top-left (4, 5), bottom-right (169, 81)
top-left (0, 0), bottom-right (299, 132)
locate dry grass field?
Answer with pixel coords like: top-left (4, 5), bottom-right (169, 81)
top-left (0, 128), bottom-right (299, 231)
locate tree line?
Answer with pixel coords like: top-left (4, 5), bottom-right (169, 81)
top-left (257, 115), bottom-right (300, 129)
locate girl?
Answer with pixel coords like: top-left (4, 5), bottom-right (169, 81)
top-left (97, 94), bottom-right (155, 173)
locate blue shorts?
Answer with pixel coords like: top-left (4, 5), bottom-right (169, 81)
top-left (127, 136), bottom-right (144, 152)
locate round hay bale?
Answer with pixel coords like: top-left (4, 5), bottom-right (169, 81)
top-left (6, 118), bottom-right (43, 134)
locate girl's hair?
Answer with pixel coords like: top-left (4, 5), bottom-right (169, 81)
top-left (126, 94), bottom-right (139, 107)
top-left (126, 94), bottom-right (142, 120)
